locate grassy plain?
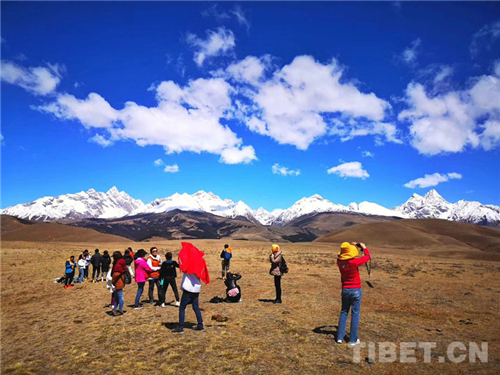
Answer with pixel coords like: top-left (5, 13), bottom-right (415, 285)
top-left (1, 240), bottom-right (499, 374)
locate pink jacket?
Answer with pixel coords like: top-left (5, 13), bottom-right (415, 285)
top-left (135, 257), bottom-right (152, 283)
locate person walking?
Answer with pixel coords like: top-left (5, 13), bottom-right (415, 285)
top-left (159, 252), bottom-right (180, 307)
top-left (64, 255), bottom-right (76, 289)
top-left (147, 247), bottom-right (162, 305)
top-left (133, 249), bottom-right (152, 309)
top-left (220, 244), bottom-right (232, 280)
top-left (172, 242), bottom-right (210, 334)
top-left (101, 250), bottom-right (111, 282)
top-left (269, 244), bottom-right (284, 303)
top-left (111, 251), bottom-right (127, 316)
top-left (336, 242), bottom-right (371, 346)
top-left (91, 249), bottom-right (102, 282)
top-left (75, 254), bottom-right (86, 283)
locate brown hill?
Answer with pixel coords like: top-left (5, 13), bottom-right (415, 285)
top-left (315, 218), bottom-right (500, 259)
top-left (1, 215), bottom-right (132, 242)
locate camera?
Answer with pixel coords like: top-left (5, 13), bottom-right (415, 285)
top-left (355, 243), bottom-right (363, 251)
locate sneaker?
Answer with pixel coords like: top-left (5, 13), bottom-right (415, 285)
top-left (175, 301), bottom-right (180, 307)
top-left (193, 326), bottom-right (204, 331)
top-left (161, 303), bottom-right (166, 308)
top-left (68, 285), bottom-right (73, 288)
top-left (134, 305), bottom-right (144, 310)
top-left (348, 339), bottom-right (361, 346)
top-left (172, 327), bottom-right (184, 334)
top-left (336, 339), bottom-right (343, 344)
top-left (64, 285), bottom-right (68, 289)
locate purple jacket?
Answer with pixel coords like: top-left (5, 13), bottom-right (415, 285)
top-left (135, 257), bottom-right (152, 283)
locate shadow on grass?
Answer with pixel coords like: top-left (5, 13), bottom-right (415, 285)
top-left (104, 310), bottom-right (128, 316)
top-left (258, 299), bottom-right (276, 303)
top-left (366, 281), bottom-right (374, 288)
top-left (313, 325), bottom-right (338, 338)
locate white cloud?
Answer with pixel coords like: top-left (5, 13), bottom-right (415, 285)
top-left (230, 5), bottom-right (251, 32)
top-left (154, 159), bottom-right (164, 166)
top-left (36, 78), bottom-right (257, 164)
top-left (480, 120), bottom-right (500, 150)
top-left (362, 151), bottom-right (374, 158)
top-left (401, 38), bottom-right (421, 67)
top-left (89, 134), bottom-right (112, 147)
top-left (399, 65), bottom-right (500, 154)
top-left (1, 60), bottom-right (63, 96)
top-left (239, 55), bottom-right (392, 150)
top-left (272, 163), bottom-right (300, 177)
top-left (327, 161), bottom-right (369, 179)
top-left (202, 4), bottom-right (250, 31)
top-left (470, 20), bottom-right (500, 57)
top-left (186, 27), bottom-right (235, 66)
top-left (404, 172), bottom-right (462, 189)
top-left (164, 164), bottom-right (179, 173)
top-left (0, 133), bottom-right (4, 146)
top-left (226, 55), bottom-right (270, 85)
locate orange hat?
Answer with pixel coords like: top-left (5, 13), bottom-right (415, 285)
top-left (271, 244), bottom-right (280, 253)
top-left (338, 242), bottom-right (359, 260)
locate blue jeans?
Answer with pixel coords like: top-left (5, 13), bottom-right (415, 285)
top-left (135, 282), bottom-right (145, 306)
top-left (76, 267), bottom-right (85, 283)
top-left (337, 288), bottom-right (362, 342)
top-left (178, 291), bottom-right (203, 329)
top-left (114, 289), bottom-right (124, 311)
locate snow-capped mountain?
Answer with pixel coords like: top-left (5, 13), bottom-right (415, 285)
top-left (2, 187), bottom-right (499, 227)
top-left (0, 187), bottom-right (144, 221)
top-left (393, 189), bottom-right (500, 225)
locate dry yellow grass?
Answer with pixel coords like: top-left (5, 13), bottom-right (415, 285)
top-left (1, 240), bottom-right (499, 374)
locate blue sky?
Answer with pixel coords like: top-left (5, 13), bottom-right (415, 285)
top-left (1, 1), bottom-right (500, 211)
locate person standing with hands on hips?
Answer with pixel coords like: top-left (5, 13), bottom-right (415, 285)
top-left (336, 242), bottom-right (371, 346)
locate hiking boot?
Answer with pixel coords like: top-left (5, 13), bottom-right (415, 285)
top-left (172, 327), bottom-right (184, 334)
top-left (134, 305), bottom-right (144, 310)
top-left (193, 325), bottom-right (204, 331)
top-left (348, 339), bottom-right (361, 346)
top-left (175, 301), bottom-right (180, 307)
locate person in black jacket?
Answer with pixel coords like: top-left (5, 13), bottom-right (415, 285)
top-left (159, 252), bottom-right (180, 307)
top-left (225, 272), bottom-right (242, 303)
top-left (91, 249), bottom-right (102, 283)
top-left (100, 250), bottom-right (111, 282)
top-left (124, 249), bottom-right (135, 278)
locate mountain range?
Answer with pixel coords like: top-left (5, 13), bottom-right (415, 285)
top-left (1, 187), bottom-right (499, 227)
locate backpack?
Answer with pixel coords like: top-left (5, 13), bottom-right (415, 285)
top-left (279, 256), bottom-right (289, 274)
top-left (123, 269), bottom-right (132, 284)
top-left (223, 250), bottom-right (232, 261)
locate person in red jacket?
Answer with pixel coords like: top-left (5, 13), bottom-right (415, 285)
top-left (336, 242), bottom-right (371, 346)
top-left (111, 251), bottom-right (127, 316)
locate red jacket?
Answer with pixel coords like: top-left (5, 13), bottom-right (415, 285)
top-left (178, 242), bottom-right (210, 285)
top-left (337, 248), bottom-right (371, 289)
top-left (112, 258), bottom-right (127, 290)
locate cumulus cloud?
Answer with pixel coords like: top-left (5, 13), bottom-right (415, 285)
top-left (237, 55), bottom-right (393, 150)
top-left (1, 60), bottom-right (64, 96)
top-left (36, 78), bottom-right (257, 164)
top-left (398, 64), bottom-right (500, 154)
top-left (164, 164), bottom-right (179, 173)
top-left (89, 134), bottom-right (112, 147)
top-left (400, 38), bottom-right (422, 67)
top-left (272, 163), bottom-right (300, 177)
top-left (154, 159), bottom-right (164, 166)
top-left (186, 27), bottom-right (236, 66)
top-left (327, 161), bottom-right (369, 179)
top-left (226, 55), bottom-right (271, 85)
top-left (362, 151), bottom-right (374, 158)
top-left (404, 172), bottom-right (462, 189)
top-left (470, 20), bottom-right (500, 57)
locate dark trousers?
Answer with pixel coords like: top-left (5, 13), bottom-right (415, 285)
top-left (178, 291), bottom-right (203, 329)
top-left (92, 265), bottom-right (100, 280)
top-left (65, 272), bottom-right (74, 286)
top-left (84, 267), bottom-right (89, 279)
top-left (148, 278), bottom-right (161, 302)
top-left (274, 275), bottom-right (282, 301)
top-left (160, 277), bottom-right (180, 303)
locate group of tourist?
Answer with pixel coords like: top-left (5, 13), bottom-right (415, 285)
top-left (63, 241), bottom-right (371, 343)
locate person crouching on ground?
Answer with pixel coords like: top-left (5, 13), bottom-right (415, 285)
top-left (336, 242), bottom-right (371, 346)
top-left (225, 272), bottom-right (242, 303)
top-left (133, 249), bottom-right (152, 309)
top-left (64, 255), bottom-right (76, 289)
top-left (269, 244), bottom-right (283, 303)
top-left (111, 251), bottom-right (127, 316)
top-left (173, 242), bottom-right (210, 334)
top-left (159, 252), bottom-right (180, 307)
top-left (147, 247), bottom-right (162, 305)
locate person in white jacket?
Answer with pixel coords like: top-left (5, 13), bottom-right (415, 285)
top-left (147, 247), bottom-right (162, 304)
top-left (75, 254), bottom-right (86, 283)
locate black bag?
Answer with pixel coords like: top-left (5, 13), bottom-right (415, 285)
top-left (124, 269), bottom-right (132, 284)
top-left (279, 256), bottom-right (289, 274)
